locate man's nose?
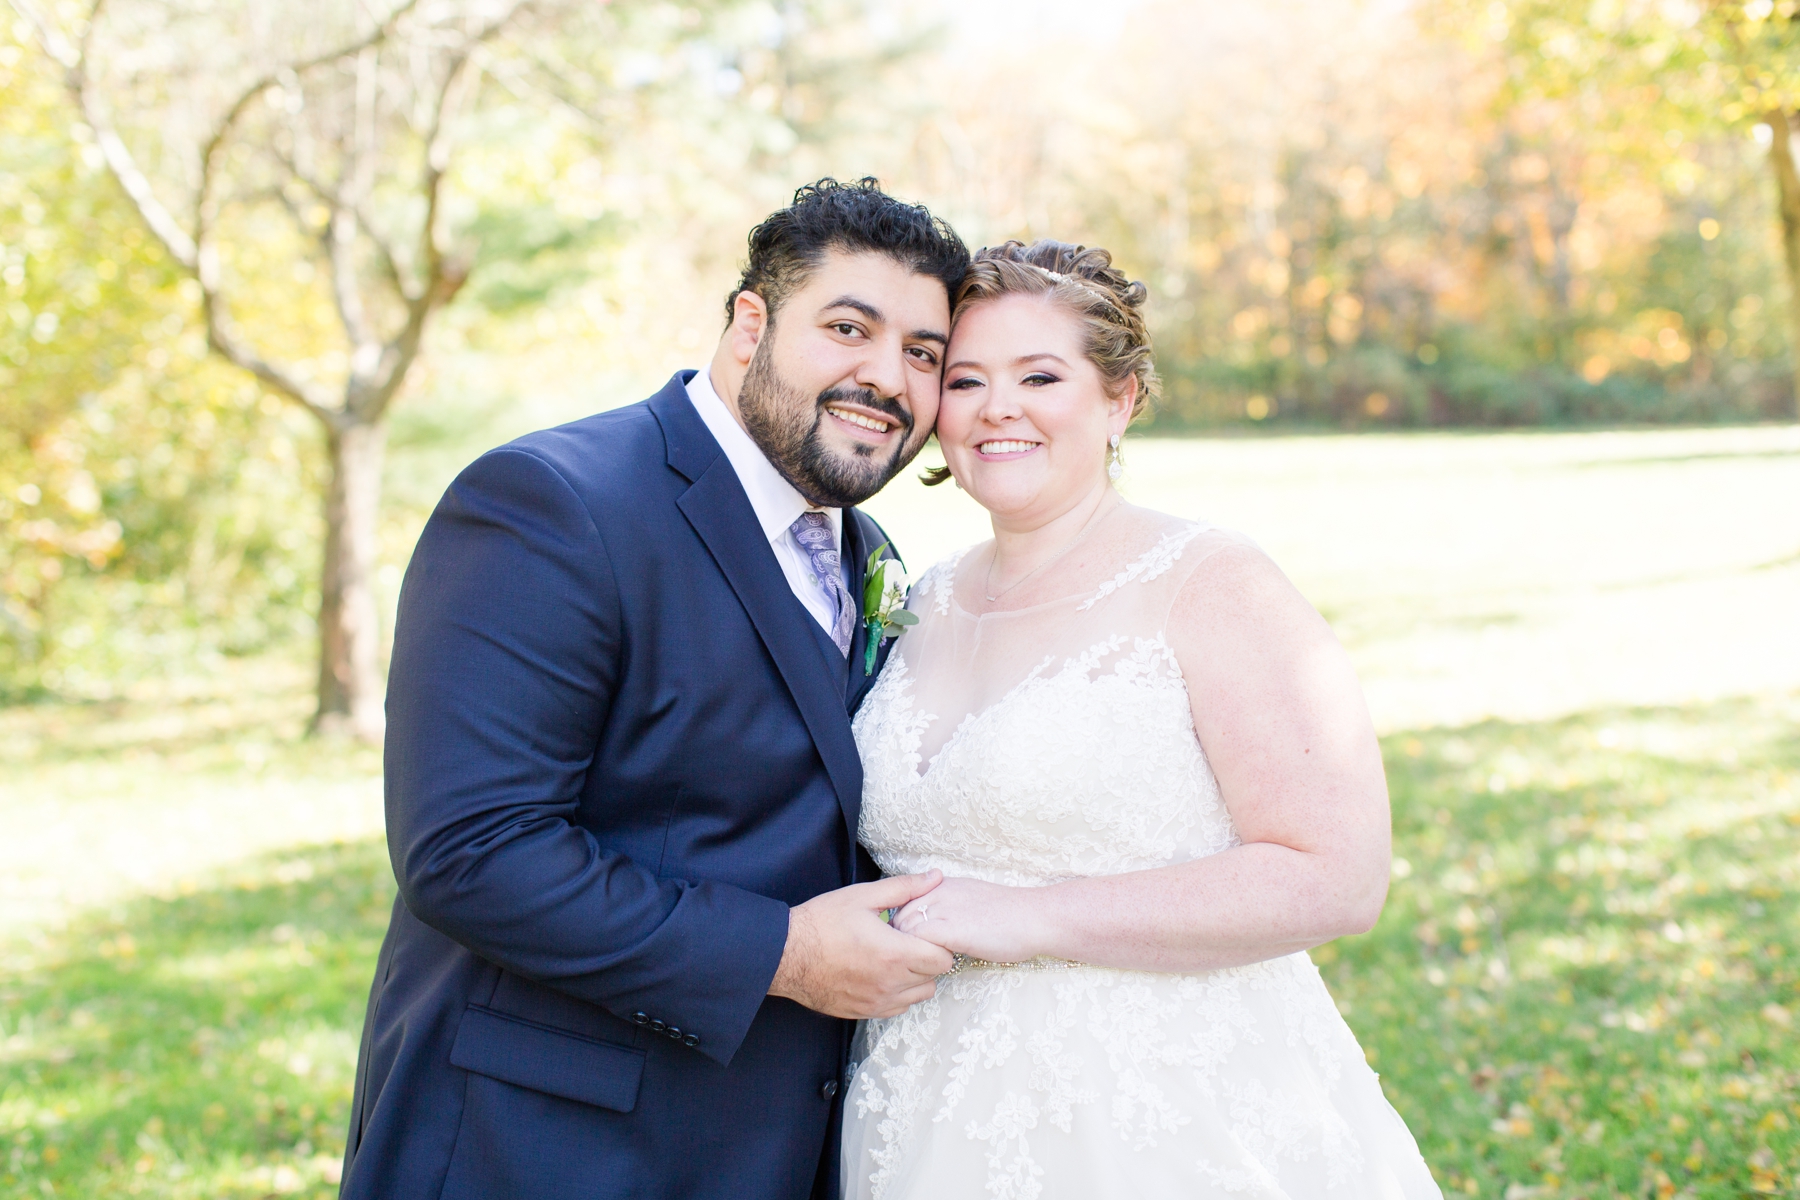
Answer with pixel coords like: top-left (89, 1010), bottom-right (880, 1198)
top-left (853, 336), bottom-right (908, 405)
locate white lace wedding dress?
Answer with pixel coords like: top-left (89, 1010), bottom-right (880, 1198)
top-left (842, 509), bottom-right (1440, 1199)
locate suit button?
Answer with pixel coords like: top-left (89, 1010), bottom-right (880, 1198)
top-left (665, 1026), bottom-right (682, 1040)
top-left (820, 1079), bottom-right (839, 1099)
top-left (632, 1012), bottom-right (650, 1026)
top-left (682, 1033), bottom-right (700, 1048)
top-left (648, 1019), bottom-right (666, 1033)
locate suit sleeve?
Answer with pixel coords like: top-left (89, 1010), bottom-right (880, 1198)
top-left (384, 446), bottom-right (790, 1067)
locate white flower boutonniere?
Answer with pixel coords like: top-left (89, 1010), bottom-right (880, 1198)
top-left (861, 543), bottom-right (917, 676)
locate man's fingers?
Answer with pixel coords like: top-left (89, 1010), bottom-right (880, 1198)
top-left (898, 980), bottom-right (938, 1006)
top-left (899, 941), bottom-right (954, 976)
top-left (870, 981), bottom-right (940, 1017)
top-left (858, 869), bottom-right (943, 911)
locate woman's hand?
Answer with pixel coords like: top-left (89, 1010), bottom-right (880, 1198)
top-left (891, 877), bottom-right (1052, 964)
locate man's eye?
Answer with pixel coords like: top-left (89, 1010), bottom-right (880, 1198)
top-left (832, 323), bottom-right (862, 337)
top-left (908, 346), bottom-right (940, 366)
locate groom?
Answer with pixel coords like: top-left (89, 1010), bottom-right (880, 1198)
top-left (339, 179), bottom-right (968, 1200)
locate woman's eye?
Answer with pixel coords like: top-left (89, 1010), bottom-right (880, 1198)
top-left (946, 376), bottom-right (983, 391)
top-left (1022, 372), bottom-right (1059, 386)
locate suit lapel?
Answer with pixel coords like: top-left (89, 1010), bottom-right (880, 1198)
top-left (651, 376), bottom-right (865, 842)
top-left (843, 513), bottom-right (870, 702)
top-left (838, 507), bottom-right (907, 712)
top-left (842, 509), bottom-right (896, 713)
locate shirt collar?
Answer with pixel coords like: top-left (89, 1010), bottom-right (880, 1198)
top-left (685, 367), bottom-right (842, 547)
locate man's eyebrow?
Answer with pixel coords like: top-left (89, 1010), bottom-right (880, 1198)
top-left (821, 296), bottom-right (883, 323)
top-left (819, 295), bottom-right (947, 346)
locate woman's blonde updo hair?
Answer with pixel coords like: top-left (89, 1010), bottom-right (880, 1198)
top-left (924, 239), bottom-right (1158, 485)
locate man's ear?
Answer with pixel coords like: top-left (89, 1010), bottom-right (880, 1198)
top-left (728, 291), bottom-right (770, 367)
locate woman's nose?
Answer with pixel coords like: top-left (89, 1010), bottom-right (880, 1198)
top-left (978, 383), bottom-right (1023, 424)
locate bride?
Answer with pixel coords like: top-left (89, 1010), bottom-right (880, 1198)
top-left (841, 241), bottom-right (1441, 1198)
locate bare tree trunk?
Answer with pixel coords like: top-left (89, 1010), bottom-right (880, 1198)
top-left (314, 419), bottom-right (386, 741)
top-left (1770, 109), bottom-right (1800, 421)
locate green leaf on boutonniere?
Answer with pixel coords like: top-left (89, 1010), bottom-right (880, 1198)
top-left (863, 542), bottom-right (891, 615)
top-left (860, 542), bottom-right (914, 675)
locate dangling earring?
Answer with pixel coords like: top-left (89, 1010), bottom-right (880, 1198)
top-left (1107, 433), bottom-right (1124, 483)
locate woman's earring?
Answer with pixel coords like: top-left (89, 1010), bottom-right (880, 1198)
top-left (1107, 433), bottom-right (1124, 483)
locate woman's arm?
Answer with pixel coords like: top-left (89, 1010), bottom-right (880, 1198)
top-left (893, 543), bottom-right (1392, 972)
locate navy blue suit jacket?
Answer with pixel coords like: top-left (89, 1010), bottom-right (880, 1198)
top-left (341, 373), bottom-right (896, 1200)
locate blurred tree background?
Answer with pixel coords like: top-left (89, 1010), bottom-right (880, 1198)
top-left (1, 0), bottom-right (1796, 699)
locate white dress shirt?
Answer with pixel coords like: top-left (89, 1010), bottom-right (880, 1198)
top-left (685, 368), bottom-right (848, 639)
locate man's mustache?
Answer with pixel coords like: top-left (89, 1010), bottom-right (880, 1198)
top-left (815, 386), bottom-right (914, 438)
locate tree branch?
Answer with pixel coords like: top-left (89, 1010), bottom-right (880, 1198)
top-left (483, 45), bottom-right (615, 139)
top-left (357, 2), bottom-right (533, 423)
top-left (276, 150), bottom-right (417, 302)
top-left (181, 1), bottom-right (425, 427)
top-left (194, 0), bottom-right (426, 260)
top-left (201, 295), bottom-right (343, 425)
top-left (8, 0), bottom-right (200, 267)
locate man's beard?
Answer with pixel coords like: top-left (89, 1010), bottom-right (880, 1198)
top-left (737, 333), bottom-right (921, 509)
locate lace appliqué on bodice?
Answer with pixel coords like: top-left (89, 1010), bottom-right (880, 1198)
top-left (857, 634), bottom-right (1235, 887)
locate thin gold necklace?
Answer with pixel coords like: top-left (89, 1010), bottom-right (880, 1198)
top-left (983, 496), bottom-right (1118, 604)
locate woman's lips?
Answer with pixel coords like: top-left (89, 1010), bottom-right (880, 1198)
top-left (975, 439), bottom-right (1041, 458)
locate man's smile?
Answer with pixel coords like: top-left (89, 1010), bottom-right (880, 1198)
top-left (824, 402), bottom-right (897, 437)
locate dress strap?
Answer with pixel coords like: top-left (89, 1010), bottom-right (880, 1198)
top-left (1075, 523), bottom-right (1211, 612)
top-left (910, 545), bottom-right (972, 617)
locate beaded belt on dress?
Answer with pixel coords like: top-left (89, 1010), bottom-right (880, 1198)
top-left (946, 953), bottom-right (1084, 975)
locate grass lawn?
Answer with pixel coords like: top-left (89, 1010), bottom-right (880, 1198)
top-left (3, 425), bottom-right (1797, 1198)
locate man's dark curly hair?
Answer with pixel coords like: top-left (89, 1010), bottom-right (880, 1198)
top-left (726, 177), bottom-right (969, 325)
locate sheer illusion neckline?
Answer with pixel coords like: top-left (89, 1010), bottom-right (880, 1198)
top-left (948, 515), bottom-right (1211, 620)
top-left (888, 651), bottom-right (1058, 786)
top-left (950, 589), bottom-right (1084, 621)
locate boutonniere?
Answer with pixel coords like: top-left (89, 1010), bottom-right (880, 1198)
top-left (861, 542), bottom-right (917, 676)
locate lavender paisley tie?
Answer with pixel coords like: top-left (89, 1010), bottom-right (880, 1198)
top-left (789, 511), bottom-right (856, 656)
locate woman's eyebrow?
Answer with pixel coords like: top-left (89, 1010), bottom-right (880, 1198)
top-left (947, 351), bottom-right (1070, 372)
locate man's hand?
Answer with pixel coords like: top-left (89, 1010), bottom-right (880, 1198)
top-left (768, 871), bottom-right (954, 1019)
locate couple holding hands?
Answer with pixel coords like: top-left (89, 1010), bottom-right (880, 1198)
top-left (338, 178), bottom-right (1440, 1199)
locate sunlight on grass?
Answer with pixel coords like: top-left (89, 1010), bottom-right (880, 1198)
top-left (1334, 695), bottom-right (1800, 1197)
top-left (0, 656), bottom-right (383, 941)
top-left (0, 841), bottom-right (394, 1199)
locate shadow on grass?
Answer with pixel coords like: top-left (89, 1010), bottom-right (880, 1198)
top-left (1333, 695), bottom-right (1800, 1198)
top-left (0, 839), bottom-right (395, 1199)
top-left (3, 695), bottom-right (1797, 1198)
